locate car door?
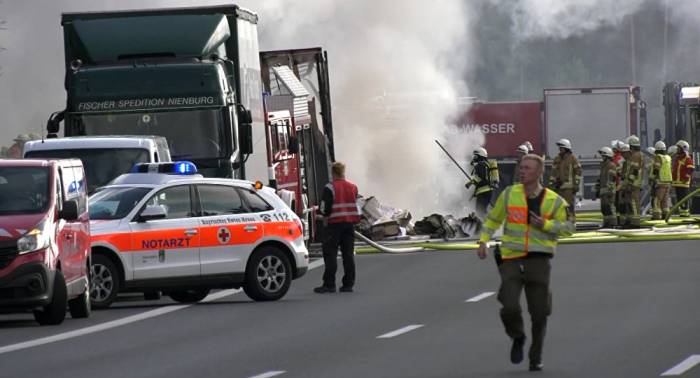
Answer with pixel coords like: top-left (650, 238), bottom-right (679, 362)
top-left (57, 164), bottom-right (80, 283)
top-left (196, 184), bottom-right (262, 275)
top-left (130, 184), bottom-right (200, 280)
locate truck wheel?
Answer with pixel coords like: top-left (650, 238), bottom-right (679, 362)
top-left (168, 289), bottom-right (210, 303)
top-left (33, 271), bottom-right (68, 326)
top-left (244, 247), bottom-right (292, 301)
top-left (90, 254), bottom-right (120, 309)
top-left (68, 280), bottom-right (91, 319)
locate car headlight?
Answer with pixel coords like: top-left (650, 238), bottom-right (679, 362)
top-left (17, 229), bottom-right (49, 255)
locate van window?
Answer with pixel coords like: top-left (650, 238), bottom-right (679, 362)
top-left (70, 165), bottom-right (88, 213)
top-left (0, 167), bottom-right (50, 215)
top-left (60, 166), bottom-right (78, 200)
top-left (197, 185), bottom-right (246, 216)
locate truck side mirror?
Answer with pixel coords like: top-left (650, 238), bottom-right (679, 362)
top-left (47, 110), bottom-right (65, 134)
top-left (59, 199), bottom-right (79, 221)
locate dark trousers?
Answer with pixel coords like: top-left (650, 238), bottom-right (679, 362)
top-left (475, 191), bottom-right (491, 217)
top-left (498, 258), bottom-right (552, 364)
top-left (674, 186), bottom-right (691, 216)
top-left (322, 222), bottom-right (356, 288)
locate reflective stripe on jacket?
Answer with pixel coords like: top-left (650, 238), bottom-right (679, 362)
top-left (327, 179), bottom-right (361, 224)
top-left (479, 184), bottom-right (575, 259)
top-left (672, 153), bottom-right (695, 188)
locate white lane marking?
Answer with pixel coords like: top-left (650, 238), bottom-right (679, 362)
top-left (248, 371), bottom-right (286, 378)
top-left (465, 291), bottom-right (496, 302)
top-left (0, 261), bottom-right (327, 355)
top-left (661, 355), bottom-right (700, 376)
top-left (308, 258), bottom-right (324, 270)
top-left (377, 324), bottom-right (424, 339)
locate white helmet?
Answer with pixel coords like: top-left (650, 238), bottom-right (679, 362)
top-left (646, 146), bottom-right (656, 155)
top-left (473, 147), bottom-right (488, 158)
top-left (556, 138), bottom-right (572, 150)
top-left (598, 146), bottom-right (613, 158)
top-left (654, 141), bottom-right (667, 152)
top-left (620, 143), bottom-right (630, 152)
top-left (611, 140), bottom-right (621, 151)
top-left (626, 135), bottom-right (640, 147)
top-left (524, 141), bottom-right (534, 152)
top-left (677, 140), bottom-right (690, 151)
top-left (668, 145), bottom-right (678, 155)
top-left (516, 144), bottom-right (529, 154)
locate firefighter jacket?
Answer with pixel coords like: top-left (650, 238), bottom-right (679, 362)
top-left (595, 159), bottom-right (617, 196)
top-left (549, 151), bottom-right (582, 191)
top-left (479, 184), bottom-right (574, 260)
top-left (622, 150), bottom-right (644, 189)
top-left (650, 153), bottom-right (672, 185)
top-left (320, 179), bottom-right (361, 224)
top-left (612, 152), bottom-right (625, 189)
top-left (469, 158), bottom-right (494, 196)
top-left (672, 152), bottom-right (695, 188)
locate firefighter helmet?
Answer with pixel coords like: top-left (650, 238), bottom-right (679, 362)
top-left (668, 145), bottom-right (678, 156)
top-left (654, 141), bottom-right (667, 151)
top-left (677, 140), bottom-right (690, 151)
top-left (598, 146), bottom-right (613, 158)
top-left (524, 141), bottom-right (534, 152)
top-left (611, 140), bottom-right (621, 151)
top-left (620, 143), bottom-right (630, 152)
top-left (516, 144), bottom-right (529, 154)
top-left (473, 147), bottom-right (488, 158)
top-left (626, 135), bottom-right (641, 147)
top-left (556, 138), bottom-right (572, 150)
top-left (646, 146), bottom-right (656, 155)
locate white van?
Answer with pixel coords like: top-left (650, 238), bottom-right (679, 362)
top-left (23, 136), bottom-right (171, 193)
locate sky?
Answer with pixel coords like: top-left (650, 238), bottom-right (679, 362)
top-left (1, 0), bottom-right (698, 217)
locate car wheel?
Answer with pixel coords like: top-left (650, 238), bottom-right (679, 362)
top-left (90, 254), bottom-right (120, 309)
top-left (244, 246), bottom-right (292, 301)
top-left (34, 270), bottom-right (68, 326)
top-left (68, 280), bottom-right (91, 319)
top-left (168, 289), bottom-right (210, 303)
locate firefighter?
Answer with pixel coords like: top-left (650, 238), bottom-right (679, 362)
top-left (6, 134), bottom-right (29, 158)
top-left (595, 147), bottom-right (617, 228)
top-left (649, 141), bottom-right (672, 220)
top-left (477, 154), bottom-right (575, 372)
top-left (621, 135), bottom-right (644, 227)
top-left (513, 144), bottom-right (529, 184)
top-left (548, 138), bottom-right (581, 215)
top-left (314, 161), bottom-right (361, 293)
top-left (672, 140), bottom-right (695, 217)
top-left (523, 141), bottom-right (534, 154)
top-left (611, 141), bottom-right (625, 221)
top-left (617, 143), bottom-right (631, 225)
top-left (466, 147), bottom-right (498, 217)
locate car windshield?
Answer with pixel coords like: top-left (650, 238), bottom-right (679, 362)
top-left (79, 109), bottom-right (228, 161)
top-left (25, 148), bottom-right (149, 193)
top-left (0, 167), bottom-right (50, 215)
top-left (89, 186), bottom-right (152, 220)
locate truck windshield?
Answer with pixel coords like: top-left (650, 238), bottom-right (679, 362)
top-left (0, 167), bottom-right (50, 215)
top-left (89, 186), bottom-right (151, 220)
top-left (79, 109), bottom-right (227, 161)
top-left (25, 148), bottom-right (149, 194)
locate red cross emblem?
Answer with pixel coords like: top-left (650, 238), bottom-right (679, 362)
top-left (217, 227), bottom-right (231, 244)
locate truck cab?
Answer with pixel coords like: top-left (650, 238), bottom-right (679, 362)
top-left (24, 136), bottom-right (171, 194)
top-left (0, 159), bottom-right (91, 325)
top-left (47, 5), bottom-right (265, 180)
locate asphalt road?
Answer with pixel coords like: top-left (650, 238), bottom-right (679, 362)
top-left (0, 240), bottom-right (699, 378)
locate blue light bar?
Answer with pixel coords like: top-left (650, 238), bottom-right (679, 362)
top-left (130, 161), bottom-right (198, 175)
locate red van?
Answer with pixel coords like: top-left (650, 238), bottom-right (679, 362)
top-left (0, 159), bottom-right (91, 325)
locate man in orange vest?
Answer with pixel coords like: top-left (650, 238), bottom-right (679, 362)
top-left (672, 140), bottom-right (695, 217)
top-left (314, 161), bottom-right (361, 293)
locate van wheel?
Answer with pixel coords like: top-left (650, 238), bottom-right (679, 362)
top-left (34, 271), bottom-right (67, 326)
top-left (90, 254), bottom-right (120, 309)
top-left (168, 289), bottom-right (210, 303)
top-left (68, 281), bottom-right (91, 319)
top-left (244, 247), bottom-right (291, 301)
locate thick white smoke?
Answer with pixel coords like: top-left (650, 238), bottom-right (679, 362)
top-left (495, 0), bottom-right (646, 40)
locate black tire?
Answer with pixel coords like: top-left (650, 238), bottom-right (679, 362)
top-left (168, 289), bottom-right (210, 303)
top-left (68, 281), bottom-right (91, 319)
top-left (34, 271), bottom-right (67, 326)
top-left (90, 254), bottom-right (120, 309)
top-left (243, 246), bottom-right (292, 301)
top-left (143, 291), bottom-right (162, 301)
